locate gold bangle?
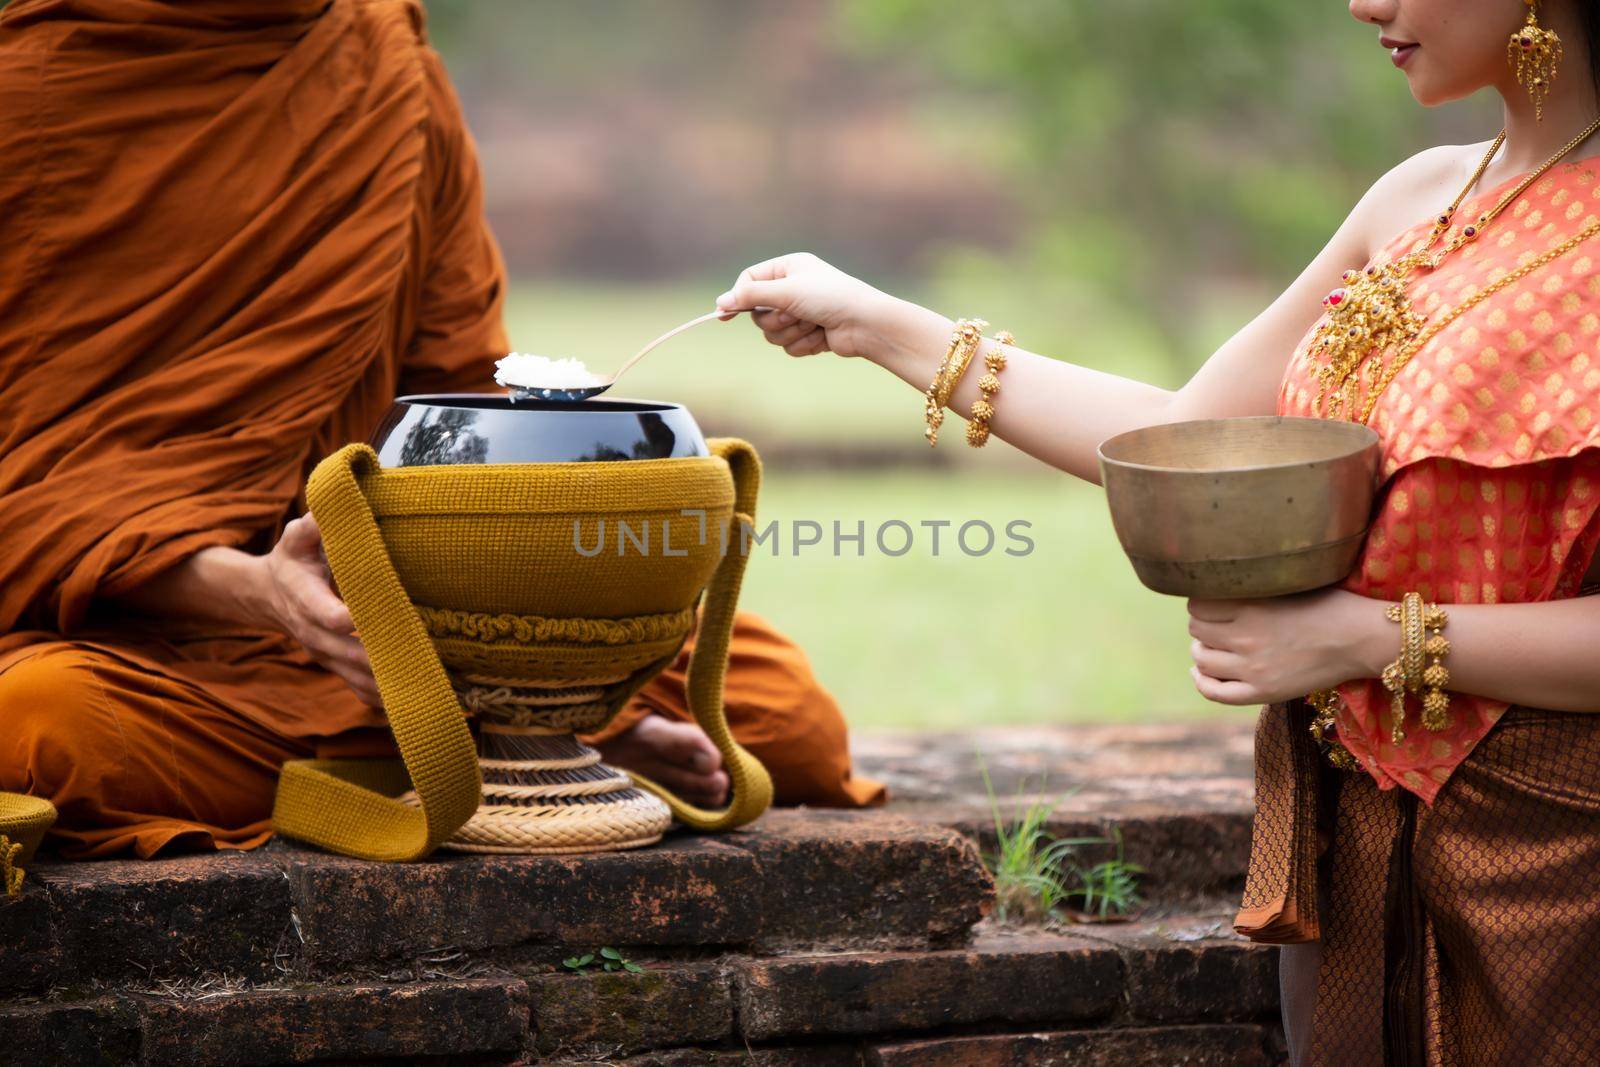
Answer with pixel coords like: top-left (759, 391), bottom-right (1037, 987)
top-left (923, 318), bottom-right (987, 446)
top-left (934, 319), bottom-right (986, 411)
top-left (1382, 594), bottom-right (1452, 736)
top-left (964, 330), bottom-right (1012, 448)
top-left (1381, 592), bottom-right (1421, 742)
top-left (1400, 592), bottom-right (1426, 691)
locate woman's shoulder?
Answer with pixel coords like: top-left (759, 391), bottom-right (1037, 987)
top-left (1348, 142), bottom-right (1501, 261)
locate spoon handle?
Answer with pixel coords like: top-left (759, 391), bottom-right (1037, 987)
top-left (608, 306), bottom-right (775, 385)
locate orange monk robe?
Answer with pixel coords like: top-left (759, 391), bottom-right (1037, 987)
top-left (0, 0), bottom-right (881, 860)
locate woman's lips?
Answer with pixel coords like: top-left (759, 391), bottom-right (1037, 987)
top-left (1382, 39), bottom-right (1419, 69)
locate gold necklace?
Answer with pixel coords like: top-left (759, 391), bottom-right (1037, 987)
top-left (1358, 214), bottom-right (1600, 425)
top-left (1311, 117), bottom-right (1600, 420)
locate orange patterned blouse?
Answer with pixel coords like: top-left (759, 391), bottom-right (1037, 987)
top-left (1278, 156), bottom-right (1600, 804)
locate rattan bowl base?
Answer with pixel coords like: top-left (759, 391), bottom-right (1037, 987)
top-left (401, 731), bottom-right (673, 855)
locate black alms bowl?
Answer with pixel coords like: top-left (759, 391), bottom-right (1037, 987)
top-left (370, 394), bottom-right (710, 467)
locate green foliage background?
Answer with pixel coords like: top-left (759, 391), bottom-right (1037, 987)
top-left (839, 0), bottom-right (1490, 364)
top-left (433, 2), bottom-right (1495, 727)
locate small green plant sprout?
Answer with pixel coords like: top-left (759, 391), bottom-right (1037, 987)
top-left (599, 947), bottom-right (644, 973)
top-left (563, 948), bottom-right (644, 974)
top-left (979, 756), bottom-right (1102, 925)
top-left (1064, 825), bottom-right (1146, 921)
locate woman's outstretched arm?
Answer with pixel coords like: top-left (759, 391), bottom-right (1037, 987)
top-left (716, 202), bottom-right (1374, 482)
top-left (710, 150), bottom-right (1485, 483)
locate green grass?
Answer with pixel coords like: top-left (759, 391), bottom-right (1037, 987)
top-left (980, 765), bottom-right (1144, 924)
top-left (503, 281), bottom-right (1240, 730)
top-left (735, 467), bottom-right (1217, 728)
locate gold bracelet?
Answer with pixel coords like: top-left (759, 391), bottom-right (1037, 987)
top-left (1382, 593), bottom-right (1452, 737)
top-left (935, 319), bottom-right (986, 412)
top-left (923, 318), bottom-right (987, 446)
top-left (965, 330), bottom-right (1012, 448)
top-left (1381, 593), bottom-right (1420, 742)
top-left (1420, 603), bottom-right (1451, 731)
top-left (1399, 592), bottom-right (1426, 691)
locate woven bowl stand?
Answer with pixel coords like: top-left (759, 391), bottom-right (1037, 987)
top-left (412, 671), bottom-right (673, 854)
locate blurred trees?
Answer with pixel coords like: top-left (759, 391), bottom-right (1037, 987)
top-left (842, 0), bottom-right (1490, 363)
top-left (421, 0), bottom-right (1492, 368)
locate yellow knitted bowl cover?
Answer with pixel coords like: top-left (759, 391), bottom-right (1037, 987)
top-left (0, 793), bottom-right (55, 897)
top-left (271, 438), bottom-right (773, 861)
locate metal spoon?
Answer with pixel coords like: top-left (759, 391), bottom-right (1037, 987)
top-left (509, 306), bottom-right (775, 403)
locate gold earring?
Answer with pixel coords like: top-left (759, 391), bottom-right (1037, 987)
top-left (1509, 0), bottom-right (1563, 122)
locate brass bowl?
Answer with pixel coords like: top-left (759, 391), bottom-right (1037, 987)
top-left (1098, 416), bottom-right (1381, 598)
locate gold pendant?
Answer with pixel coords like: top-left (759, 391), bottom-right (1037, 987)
top-left (1310, 262), bottom-right (1425, 418)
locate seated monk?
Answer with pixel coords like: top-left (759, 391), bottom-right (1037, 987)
top-left (0, 0), bottom-right (882, 860)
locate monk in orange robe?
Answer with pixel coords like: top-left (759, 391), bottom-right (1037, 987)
top-left (0, 0), bottom-right (881, 860)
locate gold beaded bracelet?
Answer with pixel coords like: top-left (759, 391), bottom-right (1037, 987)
top-left (923, 318), bottom-right (987, 446)
top-left (1419, 604), bottom-right (1451, 731)
top-left (1382, 592), bottom-right (1452, 741)
top-left (965, 330), bottom-right (1013, 448)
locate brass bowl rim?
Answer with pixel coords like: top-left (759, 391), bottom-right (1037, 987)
top-left (1097, 415), bottom-right (1381, 477)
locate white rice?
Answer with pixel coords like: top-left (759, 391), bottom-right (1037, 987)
top-left (493, 353), bottom-right (603, 389)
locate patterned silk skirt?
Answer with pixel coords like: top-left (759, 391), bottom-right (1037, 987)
top-left (1236, 700), bottom-right (1600, 1065)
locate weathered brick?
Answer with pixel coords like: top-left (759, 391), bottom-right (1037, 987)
top-left (734, 933), bottom-right (1119, 1040)
top-left (1108, 811), bottom-right (1253, 898)
top-left (604, 1047), bottom-right (864, 1066)
top-left (134, 978), bottom-right (528, 1066)
top-left (908, 806), bottom-right (1251, 903)
top-left (282, 836), bottom-right (761, 967)
top-left (528, 963), bottom-right (730, 1055)
top-left (0, 882), bottom-right (61, 992)
top-left (870, 1024), bottom-right (1282, 1066)
top-left (0, 996), bottom-right (141, 1066)
top-left (1071, 914), bottom-right (1279, 1022)
top-left (30, 852), bottom-right (292, 985)
top-left (724, 810), bottom-right (993, 949)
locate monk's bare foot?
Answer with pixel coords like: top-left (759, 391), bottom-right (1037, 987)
top-left (597, 714), bottom-right (730, 808)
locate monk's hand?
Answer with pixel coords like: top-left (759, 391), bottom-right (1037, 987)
top-left (715, 252), bottom-right (903, 360)
top-left (1185, 588), bottom-right (1392, 705)
top-left (258, 515), bottom-right (381, 707)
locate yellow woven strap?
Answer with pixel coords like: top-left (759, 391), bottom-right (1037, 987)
top-left (272, 444), bottom-right (482, 861)
top-left (627, 438), bottom-right (774, 831)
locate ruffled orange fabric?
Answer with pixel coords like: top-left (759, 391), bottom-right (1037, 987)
top-left (0, 0), bottom-right (507, 739)
top-left (1279, 157), bottom-right (1600, 803)
top-left (0, 0), bottom-right (881, 858)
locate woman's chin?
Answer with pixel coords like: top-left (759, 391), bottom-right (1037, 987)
top-left (1403, 69), bottom-right (1478, 109)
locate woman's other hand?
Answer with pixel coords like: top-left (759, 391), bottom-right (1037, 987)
top-left (715, 252), bottom-right (908, 360)
top-left (256, 515), bottom-right (381, 707)
top-left (1185, 588), bottom-right (1392, 706)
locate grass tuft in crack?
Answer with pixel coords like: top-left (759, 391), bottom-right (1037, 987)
top-left (979, 755), bottom-right (1144, 924)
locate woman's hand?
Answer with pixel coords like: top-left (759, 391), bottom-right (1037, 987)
top-left (256, 515), bottom-right (381, 707)
top-left (1186, 588), bottom-right (1392, 705)
top-left (714, 252), bottom-right (914, 361)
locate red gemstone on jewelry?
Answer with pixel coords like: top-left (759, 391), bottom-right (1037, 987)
top-left (1520, 36), bottom-right (1533, 49)
top-left (1341, 269), bottom-right (1358, 283)
top-left (1325, 288), bottom-right (1347, 309)
top-left (1463, 225), bottom-right (1477, 238)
